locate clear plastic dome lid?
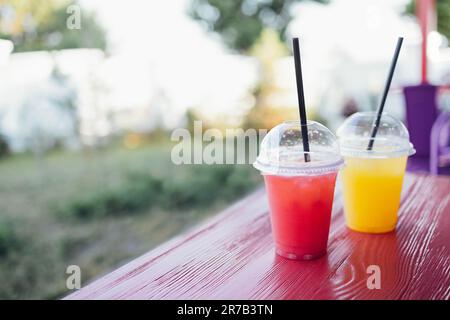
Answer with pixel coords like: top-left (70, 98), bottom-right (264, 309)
top-left (337, 112), bottom-right (415, 158)
top-left (253, 120), bottom-right (344, 176)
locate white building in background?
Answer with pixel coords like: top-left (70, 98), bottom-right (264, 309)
top-left (0, 46), bottom-right (257, 153)
top-left (0, 48), bottom-right (180, 152)
top-left (0, 49), bottom-right (102, 152)
top-left (0, 39), bottom-right (13, 66)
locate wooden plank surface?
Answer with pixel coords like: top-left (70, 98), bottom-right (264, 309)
top-left (65, 173), bottom-right (450, 300)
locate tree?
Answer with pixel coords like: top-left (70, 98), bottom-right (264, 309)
top-left (189, 0), bottom-right (328, 52)
top-left (405, 0), bottom-right (450, 40)
top-left (0, 133), bottom-right (9, 158)
top-left (243, 29), bottom-right (298, 129)
top-left (0, 0), bottom-right (107, 52)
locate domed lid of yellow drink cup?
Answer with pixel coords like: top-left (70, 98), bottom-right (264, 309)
top-left (337, 37), bottom-right (415, 159)
top-left (337, 112), bottom-right (415, 158)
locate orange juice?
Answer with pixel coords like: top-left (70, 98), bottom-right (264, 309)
top-left (342, 156), bottom-right (407, 233)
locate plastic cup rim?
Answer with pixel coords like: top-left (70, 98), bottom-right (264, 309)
top-left (253, 152), bottom-right (345, 176)
top-left (339, 143), bottom-right (416, 159)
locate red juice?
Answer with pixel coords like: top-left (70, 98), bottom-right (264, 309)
top-left (264, 172), bottom-right (338, 260)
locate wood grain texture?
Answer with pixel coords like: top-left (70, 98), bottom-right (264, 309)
top-left (65, 173), bottom-right (450, 300)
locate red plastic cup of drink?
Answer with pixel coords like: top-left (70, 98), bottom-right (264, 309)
top-left (254, 121), bottom-right (343, 260)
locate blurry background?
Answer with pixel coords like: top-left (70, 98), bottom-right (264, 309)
top-left (0, 0), bottom-right (449, 299)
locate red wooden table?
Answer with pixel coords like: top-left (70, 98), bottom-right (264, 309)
top-left (65, 173), bottom-right (450, 300)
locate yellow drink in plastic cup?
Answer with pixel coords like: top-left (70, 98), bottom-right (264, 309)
top-left (337, 112), bottom-right (415, 234)
top-left (342, 156), bottom-right (407, 233)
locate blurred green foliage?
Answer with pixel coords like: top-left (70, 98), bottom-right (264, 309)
top-left (161, 165), bottom-right (261, 209)
top-left (0, 218), bottom-right (19, 257)
top-left (0, 230), bottom-right (61, 299)
top-left (0, 134), bottom-right (9, 158)
top-left (189, 0), bottom-right (328, 52)
top-left (405, 0), bottom-right (450, 40)
top-left (55, 164), bottom-right (260, 219)
top-left (0, 0), bottom-right (107, 52)
top-left (55, 174), bottom-right (162, 219)
top-left (0, 142), bottom-right (262, 299)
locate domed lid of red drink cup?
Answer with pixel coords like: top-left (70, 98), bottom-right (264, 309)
top-left (337, 112), bottom-right (415, 158)
top-left (253, 120), bottom-right (344, 176)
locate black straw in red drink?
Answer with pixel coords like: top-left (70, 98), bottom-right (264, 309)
top-left (292, 37), bottom-right (310, 162)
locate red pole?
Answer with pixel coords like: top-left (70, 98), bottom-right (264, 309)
top-left (416, 0), bottom-right (437, 84)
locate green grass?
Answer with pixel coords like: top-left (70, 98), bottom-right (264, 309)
top-left (0, 142), bottom-right (262, 299)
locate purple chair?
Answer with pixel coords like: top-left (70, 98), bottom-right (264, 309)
top-left (430, 111), bottom-right (450, 175)
top-left (403, 84), bottom-right (439, 173)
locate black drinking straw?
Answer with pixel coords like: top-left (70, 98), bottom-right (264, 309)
top-left (292, 37), bottom-right (311, 162)
top-left (367, 37), bottom-right (404, 151)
